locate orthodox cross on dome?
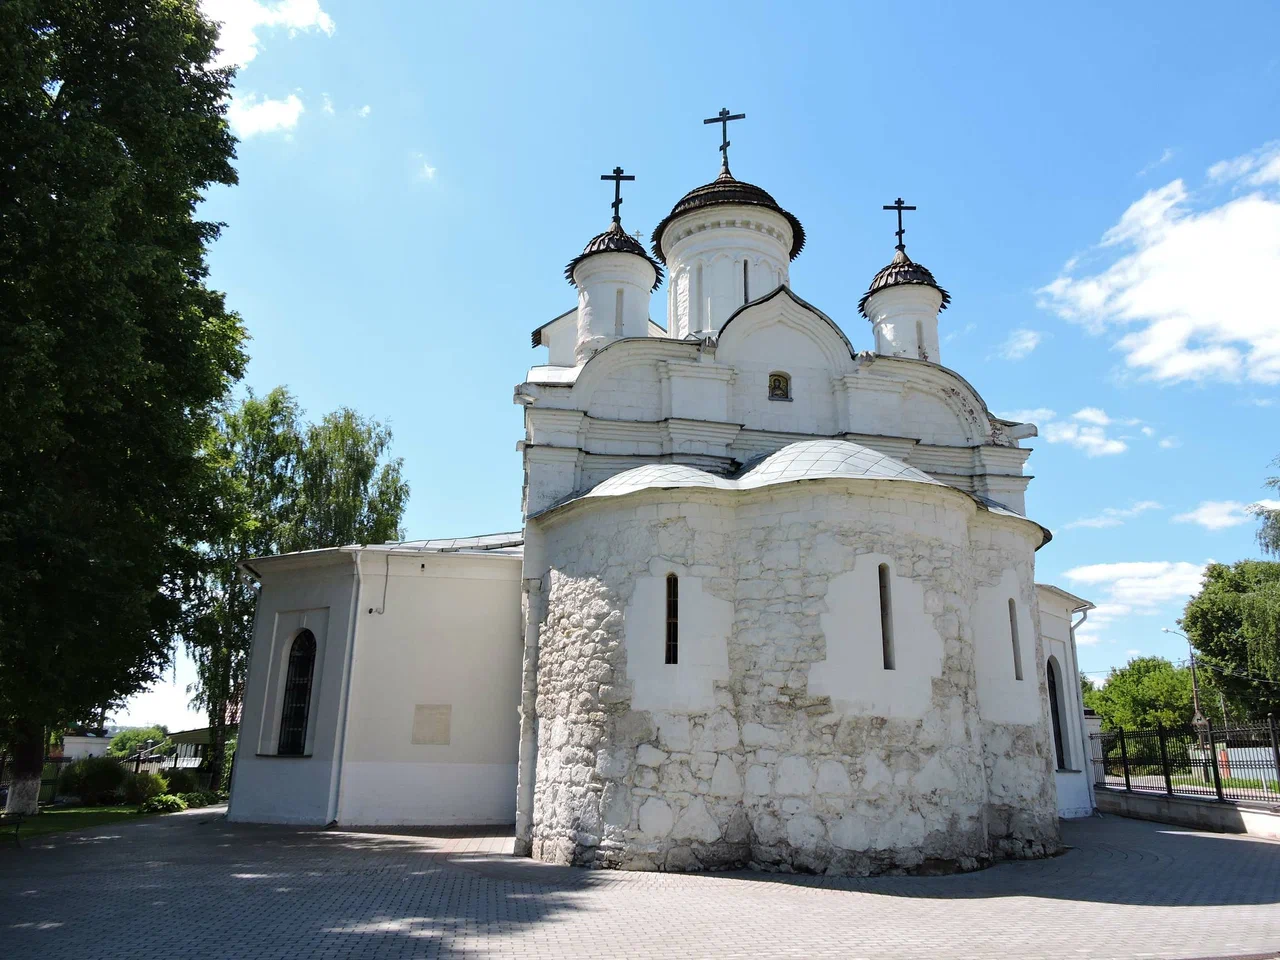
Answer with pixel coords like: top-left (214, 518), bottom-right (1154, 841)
top-left (883, 197), bottom-right (917, 251)
top-left (703, 107), bottom-right (746, 173)
top-left (600, 166), bottom-right (635, 225)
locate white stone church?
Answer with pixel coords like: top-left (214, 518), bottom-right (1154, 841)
top-left (228, 120), bottom-right (1096, 874)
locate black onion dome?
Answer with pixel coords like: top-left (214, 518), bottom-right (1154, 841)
top-left (650, 169), bottom-right (805, 265)
top-left (857, 246), bottom-right (951, 318)
top-left (564, 221), bottom-right (664, 291)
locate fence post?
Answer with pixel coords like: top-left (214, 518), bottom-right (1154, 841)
top-left (1206, 717), bottom-right (1224, 801)
top-left (1269, 714), bottom-right (1280, 795)
top-left (1157, 723), bottom-right (1173, 795)
top-left (1118, 727), bottom-right (1131, 792)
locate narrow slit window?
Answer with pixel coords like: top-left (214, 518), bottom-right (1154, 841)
top-left (878, 563), bottom-right (895, 670)
top-left (665, 574), bottom-right (679, 665)
top-left (614, 288), bottom-right (624, 337)
top-left (278, 629), bottom-right (317, 755)
top-left (1008, 599), bottom-right (1023, 680)
top-left (743, 260), bottom-right (750, 304)
top-left (916, 319), bottom-right (926, 359)
top-left (695, 263), bottom-right (704, 332)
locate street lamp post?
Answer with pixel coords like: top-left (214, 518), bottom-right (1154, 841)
top-left (1164, 627), bottom-right (1206, 727)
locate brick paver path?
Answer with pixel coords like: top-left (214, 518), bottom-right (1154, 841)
top-left (3, 808), bottom-right (1279, 959)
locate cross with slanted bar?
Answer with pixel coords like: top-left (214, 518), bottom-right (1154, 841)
top-left (601, 166), bottom-right (635, 224)
top-left (703, 107), bottom-right (746, 171)
top-left (883, 198), bottom-right (916, 250)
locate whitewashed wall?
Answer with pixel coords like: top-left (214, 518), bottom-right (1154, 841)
top-left (337, 551), bottom-right (522, 825)
top-left (228, 553), bottom-right (358, 825)
top-left (1037, 586), bottom-right (1094, 818)
top-left (229, 548), bottom-right (523, 827)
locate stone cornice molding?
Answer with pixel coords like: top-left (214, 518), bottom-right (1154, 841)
top-left (662, 204), bottom-right (794, 258)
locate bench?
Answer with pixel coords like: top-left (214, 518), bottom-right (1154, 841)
top-left (0, 812), bottom-right (24, 844)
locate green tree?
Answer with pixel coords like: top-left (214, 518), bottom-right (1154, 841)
top-left (1254, 454), bottom-right (1280, 556)
top-left (1080, 673), bottom-right (1097, 701)
top-left (1182, 560), bottom-right (1280, 718)
top-left (1086, 656), bottom-right (1195, 730)
top-left (182, 389), bottom-right (409, 787)
top-left (0, 1), bottom-right (244, 812)
top-left (108, 726), bottom-right (173, 758)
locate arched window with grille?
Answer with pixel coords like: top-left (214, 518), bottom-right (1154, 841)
top-left (278, 629), bottom-right (317, 755)
top-left (1047, 657), bottom-right (1068, 770)
top-left (665, 574), bottom-right (679, 665)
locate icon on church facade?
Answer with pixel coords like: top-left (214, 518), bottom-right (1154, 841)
top-left (768, 372), bottom-right (791, 401)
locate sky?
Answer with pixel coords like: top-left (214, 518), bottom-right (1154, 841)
top-left (114, 0), bottom-right (1280, 729)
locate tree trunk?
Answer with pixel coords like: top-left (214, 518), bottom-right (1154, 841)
top-left (205, 708), bottom-right (226, 792)
top-left (5, 723), bottom-right (45, 815)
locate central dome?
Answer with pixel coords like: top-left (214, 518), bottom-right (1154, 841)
top-left (651, 169), bottom-right (805, 265)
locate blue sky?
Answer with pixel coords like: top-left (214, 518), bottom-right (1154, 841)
top-left (116, 0), bottom-right (1280, 728)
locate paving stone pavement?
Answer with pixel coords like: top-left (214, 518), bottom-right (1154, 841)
top-left (2, 807), bottom-right (1279, 960)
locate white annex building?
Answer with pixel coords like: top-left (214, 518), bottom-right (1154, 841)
top-left (229, 120), bottom-right (1096, 875)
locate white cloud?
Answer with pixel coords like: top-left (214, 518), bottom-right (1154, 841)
top-left (1039, 140), bottom-right (1280, 385)
top-left (1138, 147), bottom-right (1175, 177)
top-left (226, 92), bottom-right (304, 136)
top-left (1208, 140), bottom-right (1280, 187)
top-left (1125, 648), bottom-right (1143, 657)
top-left (1064, 500), bottom-right (1162, 530)
top-left (1141, 425), bottom-right (1156, 437)
top-left (413, 152), bottom-right (437, 181)
top-left (999, 408), bottom-right (1056, 425)
top-left (321, 92), bottom-right (334, 114)
top-left (202, 0), bottom-right (335, 71)
top-left (358, 104), bottom-right (372, 118)
top-left (1158, 436), bottom-right (1181, 449)
top-left (998, 328), bottom-right (1043, 360)
top-left (1173, 499), bottom-right (1280, 530)
top-left (1075, 632), bottom-right (1104, 646)
top-left (1001, 407), bottom-right (1140, 456)
top-left (1042, 420), bottom-right (1127, 456)
top-left (1064, 560), bottom-right (1207, 610)
top-left (1072, 406), bottom-right (1112, 426)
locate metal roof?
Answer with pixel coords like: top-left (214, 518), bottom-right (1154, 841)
top-left (377, 531), bottom-right (524, 555)
top-left (650, 169), bottom-right (805, 265)
top-left (564, 221), bottom-right (664, 291)
top-left (531, 307), bottom-right (575, 348)
top-left (858, 246), bottom-right (951, 318)
top-left (535, 439), bottom-right (1050, 547)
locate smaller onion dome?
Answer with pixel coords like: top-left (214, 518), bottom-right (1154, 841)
top-left (564, 221), bottom-right (664, 291)
top-left (650, 168), bottom-right (805, 265)
top-left (858, 246), bottom-right (951, 318)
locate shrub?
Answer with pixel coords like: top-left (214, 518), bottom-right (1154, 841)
top-left (141, 794), bottom-right (187, 814)
top-left (176, 791), bottom-right (222, 808)
top-left (122, 771), bottom-right (167, 805)
top-left (162, 768), bottom-right (198, 793)
top-left (57, 756), bottom-right (127, 805)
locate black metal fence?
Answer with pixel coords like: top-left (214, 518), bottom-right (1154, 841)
top-left (0, 756), bottom-right (74, 805)
top-left (1091, 716), bottom-right (1280, 805)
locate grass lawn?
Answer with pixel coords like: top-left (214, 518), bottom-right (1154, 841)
top-left (6, 805), bottom-right (149, 841)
